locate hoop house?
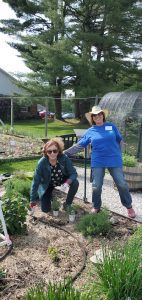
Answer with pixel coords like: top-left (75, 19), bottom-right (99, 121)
top-left (100, 91), bottom-right (142, 159)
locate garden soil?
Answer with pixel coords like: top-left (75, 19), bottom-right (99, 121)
top-left (0, 190), bottom-right (139, 300)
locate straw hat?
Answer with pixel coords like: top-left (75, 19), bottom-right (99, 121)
top-left (85, 105), bottom-right (108, 124)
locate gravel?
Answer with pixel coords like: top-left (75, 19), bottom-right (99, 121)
top-left (75, 166), bottom-right (142, 223)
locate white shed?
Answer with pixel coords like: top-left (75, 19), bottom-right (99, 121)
top-left (0, 68), bottom-right (24, 96)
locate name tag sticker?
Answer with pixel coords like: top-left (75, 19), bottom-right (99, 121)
top-left (105, 126), bottom-right (112, 131)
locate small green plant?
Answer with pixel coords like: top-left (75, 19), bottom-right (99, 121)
top-left (25, 280), bottom-right (93, 300)
top-left (0, 268), bottom-right (6, 280)
top-left (76, 209), bottom-right (112, 237)
top-left (67, 204), bottom-right (76, 215)
top-left (123, 153), bottom-right (137, 167)
top-left (51, 197), bottom-right (61, 211)
top-left (0, 268), bottom-right (6, 291)
top-left (48, 246), bottom-right (60, 263)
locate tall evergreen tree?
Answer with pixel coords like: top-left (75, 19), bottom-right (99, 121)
top-left (1, 0), bottom-right (142, 119)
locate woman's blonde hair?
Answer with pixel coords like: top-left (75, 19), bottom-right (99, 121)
top-left (43, 137), bottom-right (64, 156)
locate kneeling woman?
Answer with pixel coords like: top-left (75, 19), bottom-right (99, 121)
top-left (30, 137), bottom-right (79, 212)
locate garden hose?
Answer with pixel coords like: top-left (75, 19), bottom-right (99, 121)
top-left (32, 215), bottom-right (87, 283)
top-left (0, 243), bottom-right (13, 262)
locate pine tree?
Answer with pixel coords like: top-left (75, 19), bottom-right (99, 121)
top-left (1, 0), bottom-right (142, 120)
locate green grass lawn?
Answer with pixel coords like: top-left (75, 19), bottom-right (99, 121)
top-left (4, 119), bottom-right (88, 138)
top-left (0, 159), bottom-right (88, 174)
top-left (0, 159), bottom-right (39, 174)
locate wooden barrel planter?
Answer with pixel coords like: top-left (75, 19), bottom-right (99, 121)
top-left (123, 166), bottom-right (142, 191)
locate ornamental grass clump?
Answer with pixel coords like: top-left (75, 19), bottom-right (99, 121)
top-left (25, 280), bottom-right (93, 300)
top-left (94, 226), bottom-right (142, 300)
top-left (76, 209), bottom-right (112, 237)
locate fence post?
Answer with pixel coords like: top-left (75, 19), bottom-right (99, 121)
top-left (83, 147), bottom-right (87, 202)
top-left (10, 98), bottom-right (14, 131)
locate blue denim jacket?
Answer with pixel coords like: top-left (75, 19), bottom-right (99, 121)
top-left (30, 154), bottom-right (77, 202)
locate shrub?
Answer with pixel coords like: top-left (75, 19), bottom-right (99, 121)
top-left (1, 176), bottom-right (30, 235)
top-left (76, 209), bottom-right (112, 237)
top-left (123, 153), bottom-right (137, 167)
top-left (0, 195), bottom-right (28, 235)
top-left (25, 280), bottom-right (93, 300)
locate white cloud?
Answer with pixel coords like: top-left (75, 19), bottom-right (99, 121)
top-left (0, 0), bottom-right (30, 74)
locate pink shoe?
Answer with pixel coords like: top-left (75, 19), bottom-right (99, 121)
top-left (91, 208), bottom-right (100, 214)
top-left (127, 208), bottom-right (136, 218)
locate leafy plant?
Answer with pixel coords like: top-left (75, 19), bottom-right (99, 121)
top-left (0, 176), bottom-right (30, 235)
top-left (51, 197), bottom-right (61, 211)
top-left (0, 195), bottom-right (28, 235)
top-left (48, 246), bottom-right (60, 263)
top-left (25, 280), bottom-right (93, 300)
top-left (76, 209), bottom-right (112, 237)
top-left (123, 153), bottom-right (137, 167)
top-left (94, 227), bottom-right (142, 300)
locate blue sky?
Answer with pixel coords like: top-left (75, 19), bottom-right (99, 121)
top-left (0, 0), bottom-right (29, 74)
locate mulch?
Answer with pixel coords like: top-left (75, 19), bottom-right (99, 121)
top-left (0, 190), bottom-right (139, 300)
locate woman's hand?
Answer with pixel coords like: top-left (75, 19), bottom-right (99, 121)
top-left (61, 182), bottom-right (70, 192)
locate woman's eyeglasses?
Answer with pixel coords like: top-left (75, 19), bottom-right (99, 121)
top-left (47, 149), bottom-right (58, 154)
top-left (92, 112), bottom-right (103, 117)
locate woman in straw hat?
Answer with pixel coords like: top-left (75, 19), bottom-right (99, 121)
top-left (64, 105), bottom-right (136, 218)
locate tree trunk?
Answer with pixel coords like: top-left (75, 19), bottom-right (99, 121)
top-left (79, 100), bottom-right (91, 124)
top-left (54, 78), bottom-right (62, 120)
top-left (74, 99), bottom-right (80, 118)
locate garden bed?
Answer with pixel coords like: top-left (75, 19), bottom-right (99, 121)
top-left (0, 190), bottom-right (138, 300)
top-left (0, 134), bottom-right (43, 160)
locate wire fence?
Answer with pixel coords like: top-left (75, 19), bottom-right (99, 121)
top-left (0, 95), bottom-right (142, 160)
